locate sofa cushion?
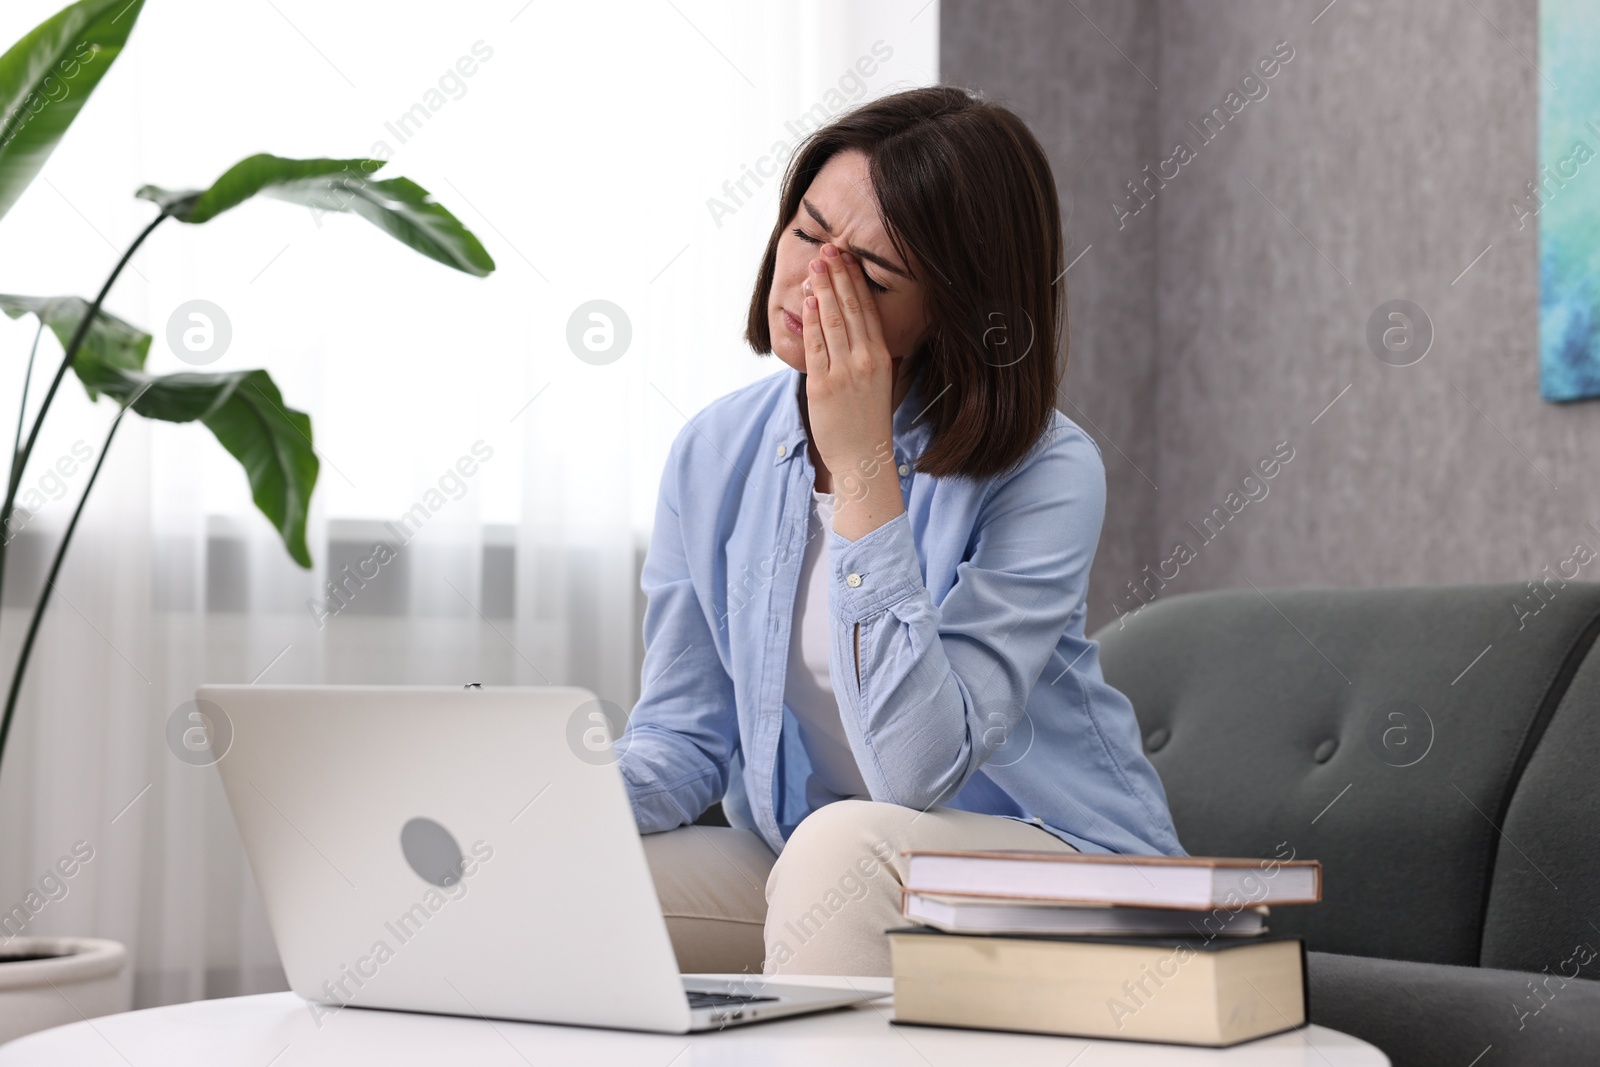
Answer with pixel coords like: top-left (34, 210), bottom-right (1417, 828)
top-left (1308, 951), bottom-right (1600, 1067)
top-left (1480, 634), bottom-right (1600, 973)
top-left (1095, 583), bottom-right (1600, 964)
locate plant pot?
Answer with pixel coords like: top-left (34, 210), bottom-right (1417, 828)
top-left (0, 938), bottom-right (128, 1046)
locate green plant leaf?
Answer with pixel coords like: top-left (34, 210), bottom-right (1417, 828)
top-left (81, 364), bottom-right (319, 568)
top-left (137, 153), bottom-right (496, 277)
top-left (0, 0), bottom-right (145, 224)
top-left (137, 154), bottom-right (374, 223)
top-left (0, 293), bottom-right (148, 400)
top-left (0, 295), bottom-right (315, 567)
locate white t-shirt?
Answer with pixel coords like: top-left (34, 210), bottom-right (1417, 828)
top-left (785, 488), bottom-right (871, 799)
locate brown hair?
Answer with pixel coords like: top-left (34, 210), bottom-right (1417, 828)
top-left (744, 85), bottom-right (1066, 481)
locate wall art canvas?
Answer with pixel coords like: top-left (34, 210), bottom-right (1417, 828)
top-left (1539, 0), bottom-right (1600, 401)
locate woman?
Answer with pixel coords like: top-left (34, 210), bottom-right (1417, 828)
top-left (617, 85), bottom-right (1183, 978)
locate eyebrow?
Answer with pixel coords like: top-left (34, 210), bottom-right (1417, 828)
top-left (801, 198), bottom-right (912, 280)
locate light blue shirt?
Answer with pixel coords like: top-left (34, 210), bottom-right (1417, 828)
top-left (618, 364), bottom-right (1185, 858)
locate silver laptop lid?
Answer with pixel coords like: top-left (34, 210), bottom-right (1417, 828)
top-left (199, 684), bottom-right (692, 1033)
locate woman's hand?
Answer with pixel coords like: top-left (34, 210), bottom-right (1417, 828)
top-left (802, 242), bottom-right (906, 539)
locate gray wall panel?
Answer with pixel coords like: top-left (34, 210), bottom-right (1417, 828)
top-left (941, 0), bottom-right (1161, 633)
top-left (944, 0), bottom-right (1579, 632)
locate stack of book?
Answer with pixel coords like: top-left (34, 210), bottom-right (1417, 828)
top-left (889, 850), bottom-right (1322, 1047)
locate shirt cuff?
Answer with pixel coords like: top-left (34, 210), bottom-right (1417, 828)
top-left (828, 511), bottom-right (924, 623)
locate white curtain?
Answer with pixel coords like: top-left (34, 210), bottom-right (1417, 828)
top-left (0, 0), bottom-right (937, 1009)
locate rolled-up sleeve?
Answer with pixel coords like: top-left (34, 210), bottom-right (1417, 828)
top-left (827, 426), bottom-right (1103, 811)
top-left (617, 430), bottom-right (739, 833)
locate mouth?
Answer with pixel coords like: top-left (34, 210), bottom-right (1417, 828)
top-left (781, 308), bottom-right (803, 337)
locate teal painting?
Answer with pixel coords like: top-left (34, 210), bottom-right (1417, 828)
top-left (1539, 0), bottom-right (1600, 401)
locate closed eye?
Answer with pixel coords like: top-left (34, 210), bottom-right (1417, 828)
top-left (791, 228), bottom-right (888, 294)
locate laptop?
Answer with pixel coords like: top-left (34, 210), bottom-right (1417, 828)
top-left (197, 684), bottom-right (877, 1032)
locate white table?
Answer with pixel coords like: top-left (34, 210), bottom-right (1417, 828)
top-left (0, 976), bottom-right (1388, 1065)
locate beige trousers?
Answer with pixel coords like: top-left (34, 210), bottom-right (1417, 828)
top-left (640, 799), bottom-right (1077, 977)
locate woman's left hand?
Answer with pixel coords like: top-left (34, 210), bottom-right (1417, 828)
top-left (801, 243), bottom-right (897, 472)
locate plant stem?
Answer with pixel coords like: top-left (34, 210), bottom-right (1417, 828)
top-left (0, 211), bottom-right (167, 781)
top-left (3, 322), bottom-right (43, 549)
top-left (0, 389), bottom-right (143, 767)
top-left (0, 211), bottom-right (166, 629)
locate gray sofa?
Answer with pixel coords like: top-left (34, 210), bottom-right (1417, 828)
top-left (1095, 583), bottom-right (1600, 1066)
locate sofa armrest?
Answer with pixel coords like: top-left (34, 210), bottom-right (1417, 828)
top-left (1309, 951), bottom-right (1600, 1067)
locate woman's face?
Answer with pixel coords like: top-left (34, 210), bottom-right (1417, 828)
top-left (768, 149), bottom-right (929, 385)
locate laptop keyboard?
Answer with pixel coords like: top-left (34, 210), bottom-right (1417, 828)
top-left (686, 990), bottom-right (778, 1009)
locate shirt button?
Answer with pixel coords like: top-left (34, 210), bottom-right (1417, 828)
top-left (845, 573), bottom-right (863, 588)
top-left (776, 443), bottom-right (787, 458)
top-left (897, 463), bottom-right (910, 477)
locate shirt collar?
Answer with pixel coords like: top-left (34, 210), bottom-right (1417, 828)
top-left (771, 363), bottom-right (936, 468)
